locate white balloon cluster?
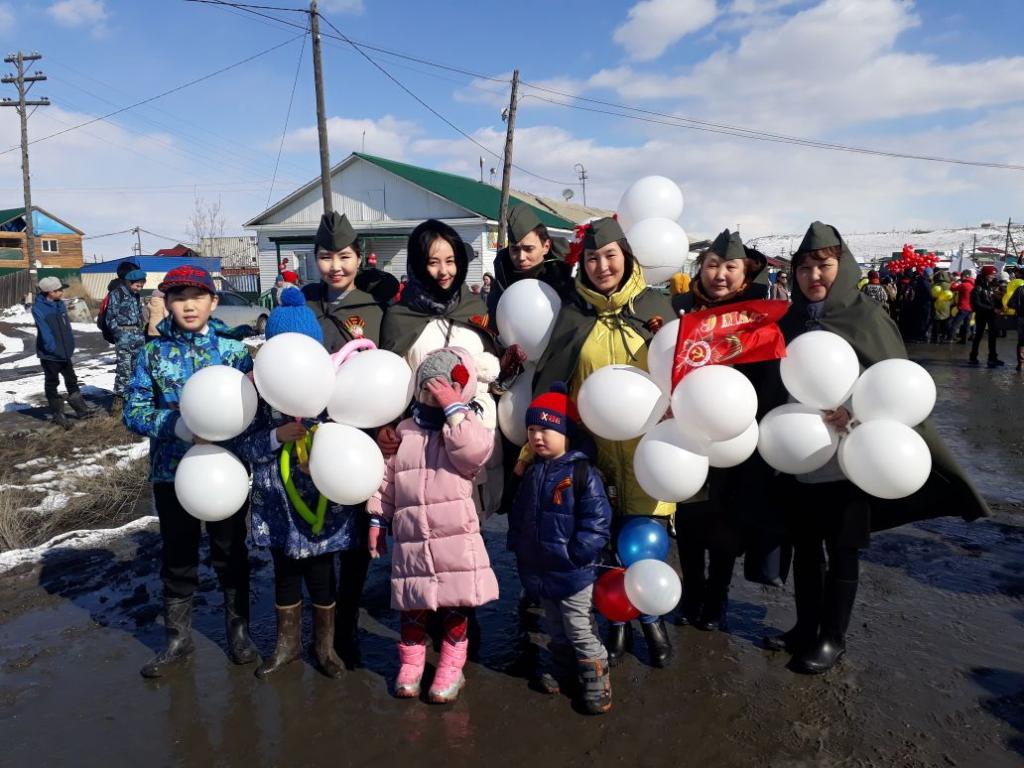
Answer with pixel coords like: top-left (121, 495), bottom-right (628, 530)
top-left (175, 336), bottom-right (414, 520)
top-left (617, 176), bottom-right (689, 285)
top-left (757, 331), bottom-right (935, 499)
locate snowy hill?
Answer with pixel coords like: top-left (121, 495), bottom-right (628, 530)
top-left (746, 223), bottom-right (1023, 265)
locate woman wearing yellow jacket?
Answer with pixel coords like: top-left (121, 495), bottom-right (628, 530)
top-left (531, 217), bottom-right (675, 667)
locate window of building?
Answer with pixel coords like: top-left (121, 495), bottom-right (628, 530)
top-left (41, 239), bottom-right (59, 253)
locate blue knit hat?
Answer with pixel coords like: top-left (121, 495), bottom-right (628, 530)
top-left (125, 269), bottom-right (147, 282)
top-left (265, 287), bottom-right (323, 342)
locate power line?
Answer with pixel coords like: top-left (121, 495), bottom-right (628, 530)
top-left (267, 19), bottom-right (308, 207)
top-left (0, 34), bottom-right (305, 156)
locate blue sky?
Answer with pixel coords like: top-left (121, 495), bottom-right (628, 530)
top-left (1, 0), bottom-right (1023, 260)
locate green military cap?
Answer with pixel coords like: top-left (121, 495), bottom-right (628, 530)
top-left (315, 211), bottom-right (358, 252)
top-left (796, 221), bottom-right (841, 253)
top-left (507, 204), bottom-right (543, 244)
top-left (708, 229), bottom-right (746, 261)
top-left (583, 217), bottom-right (625, 250)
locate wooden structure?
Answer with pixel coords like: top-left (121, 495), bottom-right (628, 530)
top-left (0, 206), bottom-right (85, 276)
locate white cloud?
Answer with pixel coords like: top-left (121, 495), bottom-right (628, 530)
top-left (47, 0), bottom-right (107, 29)
top-left (320, 0), bottom-right (364, 13)
top-left (613, 0), bottom-right (719, 62)
top-left (280, 115), bottom-right (418, 160)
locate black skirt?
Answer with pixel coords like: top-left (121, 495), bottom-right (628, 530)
top-left (786, 479), bottom-right (871, 550)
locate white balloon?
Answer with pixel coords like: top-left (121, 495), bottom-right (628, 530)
top-left (328, 349), bottom-right (413, 428)
top-left (308, 422), bottom-right (386, 505)
top-left (626, 218), bottom-right (689, 286)
top-left (174, 444), bottom-right (250, 522)
top-left (497, 363), bottom-right (536, 446)
top-left (634, 419), bottom-right (709, 503)
top-left (851, 359), bottom-right (936, 427)
top-left (839, 420), bottom-right (931, 500)
top-left (179, 365), bottom-right (258, 441)
top-left (254, 332), bottom-right (336, 418)
top-left (646, 318), bottom-right (680, 396)
top-left (780, 331), bottom-right (860, 410)
top-left (617, 176), bottom-right (685, 232)
top-left (495, 279), bottom-right (561, 361)
top-left (578, 365), bottom-right (669, 441)
top-left (706, 420), bottom-right (759, 469)
top-left (670, 365), bottom-right (757, 442)
top-left (757, 403), bottom-right (839, 475)
top-left (624, 559), bottom-right (682, 617)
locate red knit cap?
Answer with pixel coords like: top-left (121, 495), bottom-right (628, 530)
top-left (526, 382), bottom-right (579, 436)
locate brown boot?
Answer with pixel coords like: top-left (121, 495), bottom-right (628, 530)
top-left (255, 603), bottom-right (303, 678)
top-left (312, 603), bottom-right (344, 679)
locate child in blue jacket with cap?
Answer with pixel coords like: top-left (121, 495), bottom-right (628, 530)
top-left (508, 382), bottom-right (613, 714)
top-left (109, 267), bottom-right (147, 415)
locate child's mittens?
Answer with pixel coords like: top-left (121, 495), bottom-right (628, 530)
top-left (425, 378), bottom-right (466, 414)
top-left (368, 525), bottom-right (387, 558)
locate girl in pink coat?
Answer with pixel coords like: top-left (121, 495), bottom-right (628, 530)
top-left (367, 346), bottom-right (499, 703)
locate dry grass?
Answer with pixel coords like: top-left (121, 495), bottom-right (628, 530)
top-left (0, 416), bottom-right (150, 551)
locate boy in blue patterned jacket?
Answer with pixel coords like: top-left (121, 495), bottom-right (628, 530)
top-left (124, 265), bottom-right (257, 678)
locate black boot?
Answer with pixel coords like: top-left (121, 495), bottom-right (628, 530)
top-left (312, 604), bottom-right (345, 679)
top-left (47, 397), bottom-right (72, 431)
top-left (334, 549), bottom-right (369, 668)
top-left (67, 392), bottom-right (98, 419)
top-left (792, 578), bottom-right (858, 674)
top-left (640, 619), bottom-right (673, 668)
top-left (256, 603), bottom-right (303, 678)
top-left (577, 658), bottom-right (612, 715)
top-left (140, 596), bottom-right (195, 678)
top-left (764, 550), bottom-right (824, 654)
top-left (695, 550), bottom-right (734, 631)
top-left (223, 588), bottom-right (258, 665)
top-left (694, 599), bottom-right (728, 632)
top-left (605, 622), bottom-right (632, 666)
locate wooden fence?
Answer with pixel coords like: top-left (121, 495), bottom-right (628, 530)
top-left (0, 270), bottom-right (31, 309)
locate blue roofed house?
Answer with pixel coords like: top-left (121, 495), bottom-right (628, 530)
top-left (0, 205), bottom-right (85, 284)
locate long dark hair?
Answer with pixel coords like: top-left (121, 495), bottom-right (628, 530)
top-left (406, 219), bottom-right (468, 300)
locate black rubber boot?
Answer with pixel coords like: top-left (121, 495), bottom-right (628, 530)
top-left (640, 619), bottom-right (673, 668)
top-left (605, 622), bottom-right (632, 666)
top-left (67, 392), bottom-right (98, 419)
top-left (140, 596), bottom-right (195, 678)
top-left (695, 550), bottom-right (735, 631)
top-left (764, 550), bottom-right (824, 654)
top-left (577, 658), bottom-right (612, 715)
top-left (677, 539), bottom-right (706, 626)
top-left (312, 603), bottom-right (345, 679)
top-left (256, 603), bottom-right (303, 678)
top-left (47, 397), bottom-right (72, 431)
top-left (792, 578), bottom-right (858, 674)
top-left (223, 587), bottom-right (258, 665)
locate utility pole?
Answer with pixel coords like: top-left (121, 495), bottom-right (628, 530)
top-left (1003, 217), bottom-right (1012, 272)
top-left (497, 69), bottom-right (519, 248)
top-left (309, 1), bottom-right (332, 215)
top-left (574, 163), bottom-right (588, 207)
top-left (2, 52), bottom-right (49, 278)
top-left (131, 227), bottom-right (142, 257)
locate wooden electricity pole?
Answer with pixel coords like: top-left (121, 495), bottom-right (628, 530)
top-left (1, 52), bottom-right (49, 277)
top-left (497, 69), bottom-right (519, 248)
top-left (309, 1), bottom-right (333, 215)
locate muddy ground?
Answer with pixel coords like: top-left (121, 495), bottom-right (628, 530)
top-left (1, 339), bottom-right (1022, 768)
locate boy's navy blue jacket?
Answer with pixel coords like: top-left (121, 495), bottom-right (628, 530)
top-left (31, 293), bottom-right (75, 362)
top-left (508, 449), bottom-right (612, 601)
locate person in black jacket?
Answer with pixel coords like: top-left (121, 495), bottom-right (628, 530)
top-left (671, 229), bottom-right (771, 631)
top-left (31, 276), bottom-right (96, 428)
top-left (508, 383), bottom-right (612, 714)
top-left (969, 265), bottom-right (1004, 367)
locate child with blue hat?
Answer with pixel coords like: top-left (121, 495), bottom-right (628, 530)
top-left (233, 287), bottom-right (358, 679)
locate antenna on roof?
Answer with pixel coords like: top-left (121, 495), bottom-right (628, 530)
top-left (562, 188), bottom-right (574, 201)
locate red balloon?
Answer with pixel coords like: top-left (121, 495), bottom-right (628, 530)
top-left (594, 567), bottom-right (640, 622)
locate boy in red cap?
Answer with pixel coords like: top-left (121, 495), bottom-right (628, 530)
top-left (507, 382), bottom-right (613, 714)
top-left (123, 265), bottom-right (257, 678)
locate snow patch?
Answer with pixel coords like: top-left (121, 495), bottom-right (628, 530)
top-left (0, 332), bottom-right (25, 358)
top-left (0, 515), bottom-right (157, 574)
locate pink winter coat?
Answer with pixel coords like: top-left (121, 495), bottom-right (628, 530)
top-left (368, 348), bottom-right (499, 612)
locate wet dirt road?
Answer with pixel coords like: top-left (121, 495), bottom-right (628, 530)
top-left (1, 340), bottom-right (1022, 768)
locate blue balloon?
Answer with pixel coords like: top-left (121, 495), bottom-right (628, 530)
top-left (617, 518), bottom-right (670, 567)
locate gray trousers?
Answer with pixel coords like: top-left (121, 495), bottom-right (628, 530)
top-left (541, 584), bottom-right (607, 662)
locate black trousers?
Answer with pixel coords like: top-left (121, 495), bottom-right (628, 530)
top-left (676, 500), bottom-right (738, 607)
top-left (40, 358), bottom-right (79, 401)
top-left (970, 313), bottom-right (999, 361)
top-left (153, 482), bottom-right (250, 600)
top-left (271, 549), bottom-right (335, 606)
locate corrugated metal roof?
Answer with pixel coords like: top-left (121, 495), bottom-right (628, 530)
top-left (0, 207), bottom-right (25, 225)
top-left (355, 153), bottom-right (577, 230)
top-left (80, 256), bottom-right (221, 274)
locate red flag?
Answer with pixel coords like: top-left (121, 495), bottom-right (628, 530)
top-left (671, 299), bottom-right (790, 391)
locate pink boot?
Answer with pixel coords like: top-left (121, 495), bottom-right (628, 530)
top-left (395, 641), bottom-right (427, 699)
top-left (428, 639), bottom-right (468, 704)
